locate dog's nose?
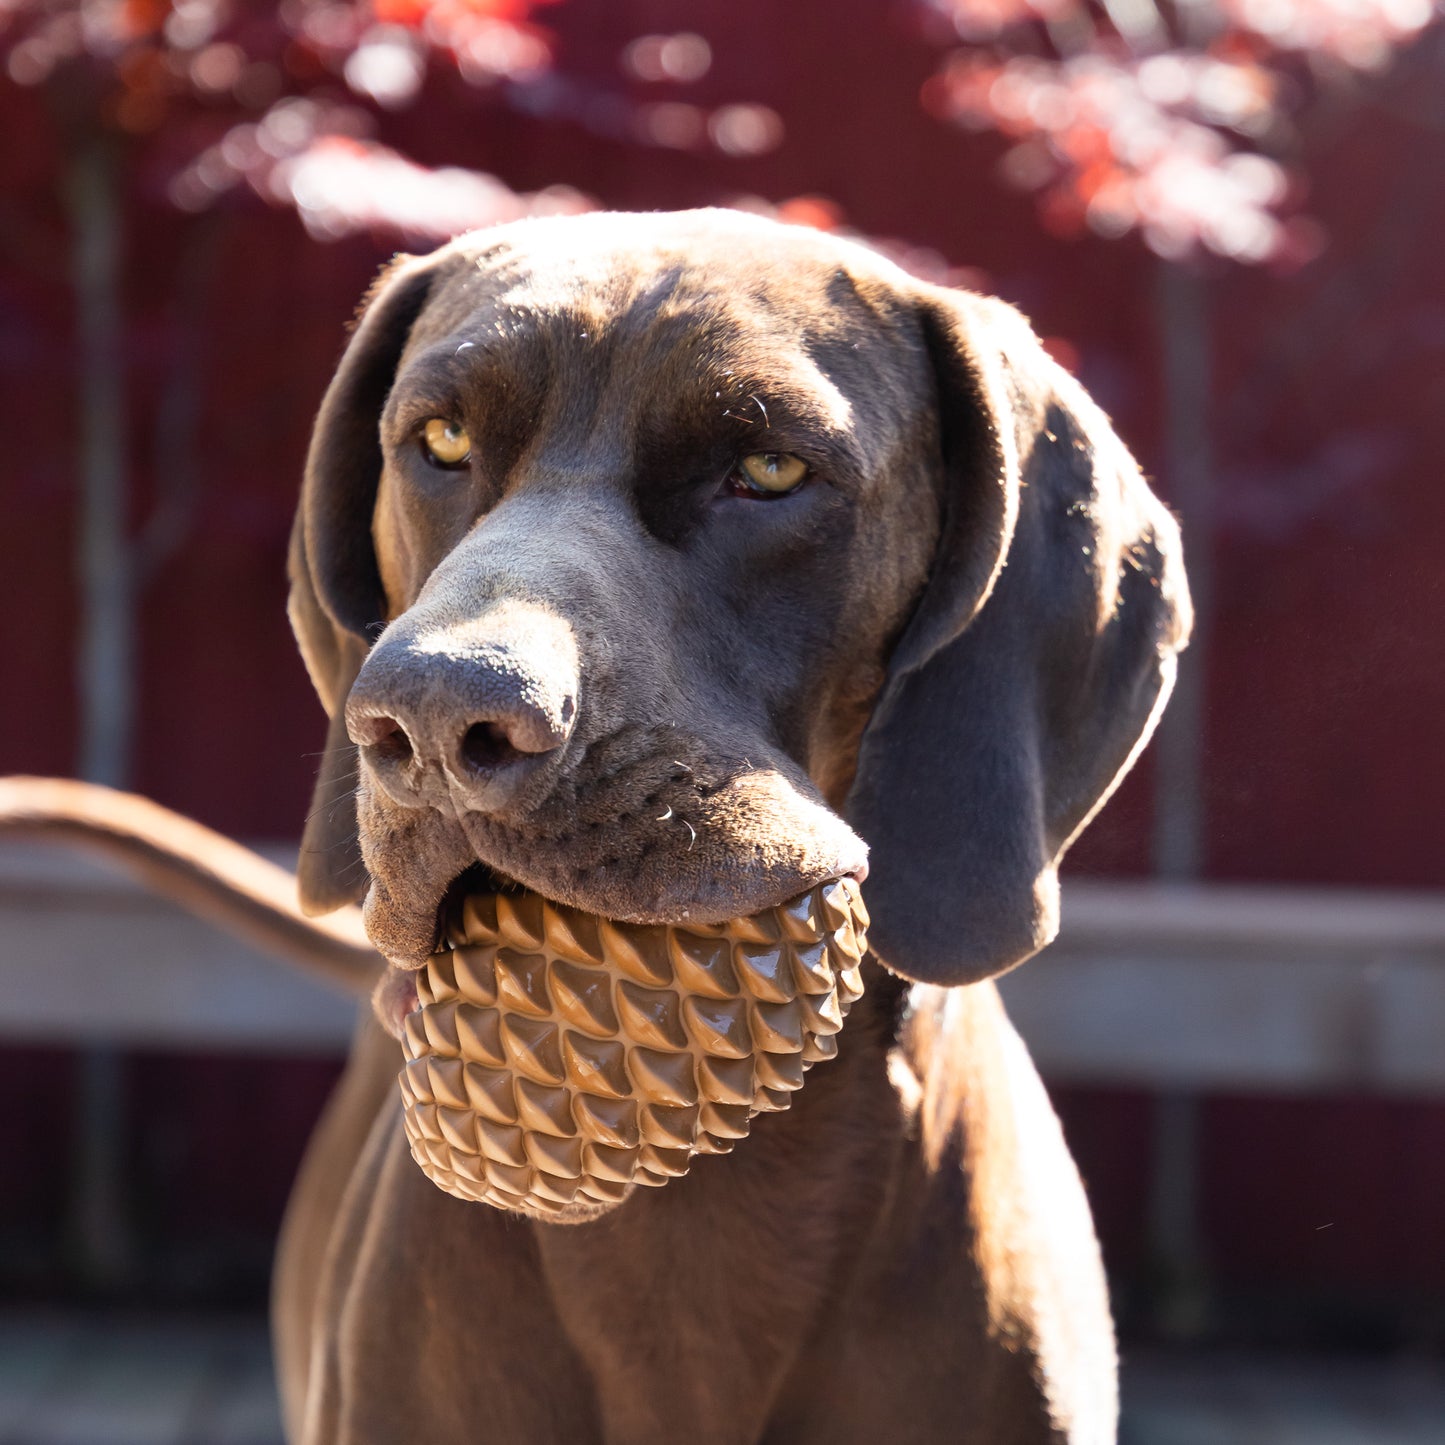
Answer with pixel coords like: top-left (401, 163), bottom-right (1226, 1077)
top-left (345, 606), bottom-right (580, 816)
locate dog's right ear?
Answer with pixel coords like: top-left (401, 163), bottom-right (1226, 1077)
top-left (845, 285), bottom-right (1190, 987)
top-left (288, 252), bottom-right (444, 914)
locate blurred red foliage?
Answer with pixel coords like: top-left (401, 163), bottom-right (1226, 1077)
top-left (5, 1), bottom-right (1439, 258)
top-left (923, 0), bottom-right (1440, 261)
top-left (0, 0), bottom-right (569, 236)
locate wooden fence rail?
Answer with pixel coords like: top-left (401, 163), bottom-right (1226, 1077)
top-left (5, 844), bottom-right (1445, 1096)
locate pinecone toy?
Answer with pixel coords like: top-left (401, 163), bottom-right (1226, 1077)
top-left (397, 877), bottom-right (869, 1213)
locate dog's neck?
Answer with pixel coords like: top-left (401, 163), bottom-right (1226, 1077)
top-left (513, 966), bottom-right (909, 1427)
top-left (343, 965), bottom-right (912, 1443)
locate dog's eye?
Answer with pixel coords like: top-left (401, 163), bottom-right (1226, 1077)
top-left (729, 452), bottom-right (809, 498)
top-left (421, 418), bottom-right (472, 469)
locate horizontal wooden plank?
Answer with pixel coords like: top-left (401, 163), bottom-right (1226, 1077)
top-left (998, 881), bottom-right (1445, 1095)
top-left (998, 947), bottom-right (1445, 1095)
top-left (1061, 880), bottom-right (1445, 954)
top-left (4, 844), bottom-right (1445, 1091)
top-left (0, 843), bottom-right (359, 1053)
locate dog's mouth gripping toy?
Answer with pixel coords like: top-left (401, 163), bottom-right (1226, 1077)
top-left (392, 877), bottom-right (869, 1213)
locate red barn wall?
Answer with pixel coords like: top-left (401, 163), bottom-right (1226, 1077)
top-left (2, 0), bottom-right (1443, 1317)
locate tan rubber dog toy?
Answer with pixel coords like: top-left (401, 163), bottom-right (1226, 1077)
top-left (395, 877), bottom-right (869, 1213)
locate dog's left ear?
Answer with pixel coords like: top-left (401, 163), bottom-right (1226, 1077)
top-left (846, 286), bottom-right (1191, 986)
top-left (288, 250), bottom-right (447, 914)
top-left (287, 511), bottom-right (370, 915)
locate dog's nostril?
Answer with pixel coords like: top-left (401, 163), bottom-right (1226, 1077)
top-left (353, 714), bottom-right (415, 766)
top-left (461, 720), bottom-right (526, 773)
top-left (372, 727), bottom-right (415, 767)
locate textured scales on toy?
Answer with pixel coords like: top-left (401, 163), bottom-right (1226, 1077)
top-left (398, 877), bottom-right (870, 1212)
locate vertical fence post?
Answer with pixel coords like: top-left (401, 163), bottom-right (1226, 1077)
top-left (1147, 258), bottom-right (1216, 1337)
top-left (63, 136), bottom-right (134, 1290)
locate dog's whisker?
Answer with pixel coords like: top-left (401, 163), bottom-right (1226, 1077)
top-left (297, 745), bottom-right (356, 768)
top-left (304, 780), bottom-right (358, 814)
top-left (303, 787), bottom-right (361, 828)
top-left (308, 774), bottom-right (359, 801)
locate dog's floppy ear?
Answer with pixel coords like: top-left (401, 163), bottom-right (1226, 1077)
top-left (288, 252), bottom-right (444, 914)
top-left (846, 287), bottom-right (1191, 985)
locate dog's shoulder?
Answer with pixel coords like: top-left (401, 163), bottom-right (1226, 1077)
top-left (874, 981), bottom-right (1119, 1439)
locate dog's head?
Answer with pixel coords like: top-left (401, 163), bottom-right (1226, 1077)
top-left (290, 209), bottom-right (1189, 994)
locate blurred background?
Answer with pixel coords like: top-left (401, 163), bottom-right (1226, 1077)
top-left (2, 1), bottom-right (1444, 1440)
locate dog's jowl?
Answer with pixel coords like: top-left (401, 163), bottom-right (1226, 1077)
top-left (278, 210), bottom-right (1189, 1445)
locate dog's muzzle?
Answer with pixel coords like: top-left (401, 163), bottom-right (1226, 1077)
top-left (394, 879), bottom-right (869, 1213)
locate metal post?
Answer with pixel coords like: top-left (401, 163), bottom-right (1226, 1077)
top-left (1152, 261), bottom-right (1214, 883)
top-left (1146, 259), bottom-right (1214, 1337)
top-left (63, 138), bottom-right (134, 1290)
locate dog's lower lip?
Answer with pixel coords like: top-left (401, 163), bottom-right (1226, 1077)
top-left (376, 859), bottom-right (869, 1036)
top-left (412, 846), bottom-right (868, 946)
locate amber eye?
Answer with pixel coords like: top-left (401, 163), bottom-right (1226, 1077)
top-left (421, 418), bottom-right (472, 468)
top-left (733, 452), bottom-right (808, 497)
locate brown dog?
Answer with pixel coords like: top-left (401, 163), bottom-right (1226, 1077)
top-left (269, 209), bottom-right (1189, 1444)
